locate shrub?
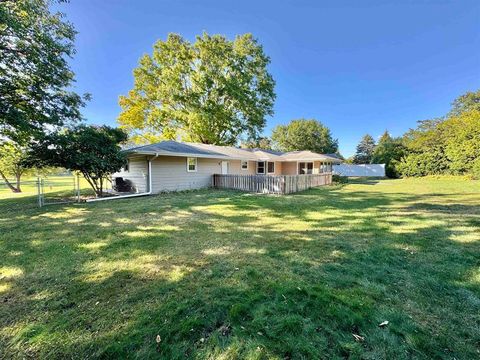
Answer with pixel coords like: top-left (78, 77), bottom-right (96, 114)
top-left (332, 175), bottom-right (348, 184)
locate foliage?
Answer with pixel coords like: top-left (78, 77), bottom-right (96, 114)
top-left (398, 115), bottom-right (480, 176)
top-left (0, 141), bottom-right (34, 192)
top-left (371, 131), bottom-right (406, 178)
top-left (442, 110), bottom-right (480, 174)
top-left (332, 174), bottom-right (348, 184)
top-left (397, 89), bottom-right (480, 177)
top-left (118, 32), bottom-right (275, 146)
top-left (26, 125), bottom-right (127, 196)
top-left (240, 136), bottom-right (272, 150)
top-left (353, 134), bottom-right (376, 164)
top-left (1, 178), bottom-right (479, 358)
top-left (471, 158), bottom-right (480, 180)
top-left (448, 89), bottom-right (480, 117)
top-left (343, 157), bottom-right (354, 164)
top-left (271, 119), bottom-right (338, 153)
top-left (0, 0), bottom-right (88, 144)
top-left (398, 119), bottom-right (449, 177)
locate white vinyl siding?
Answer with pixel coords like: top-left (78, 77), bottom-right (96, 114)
top-left (112, 156), bottom-right (148, 193)
top-left (151, 156), bottom-right (220, 192)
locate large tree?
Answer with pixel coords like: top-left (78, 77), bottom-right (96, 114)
top-left (397, 89), bottom-right (480, 177)
top-left (0, 0), bottom-right (88, 144)
top-left (26, 125), bottom-right (128, 197)
top-left (442, 109), bottom-right (480, 175)
top-left (371, 131), bottom-right (405, 178)
top-left (353, 134), bottom-right (376, 164)
top-left (0, 141), bottom-right (32, 192)
top-left (271, 119), bottom-right (338, 153)
top-left (118, 32), bottom-right (275, 146)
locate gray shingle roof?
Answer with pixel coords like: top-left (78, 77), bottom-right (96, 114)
top-left (125, 140), bottom-right (342, 163)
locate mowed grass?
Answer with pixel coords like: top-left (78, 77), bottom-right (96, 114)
top-left (0, 177), bottom-right (479, 359)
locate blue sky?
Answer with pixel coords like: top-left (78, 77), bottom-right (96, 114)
top-left (61, 0), bottom-right (479, 157)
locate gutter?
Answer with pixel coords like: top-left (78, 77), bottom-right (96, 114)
top-left (86, 153), bottom-right (159, 203)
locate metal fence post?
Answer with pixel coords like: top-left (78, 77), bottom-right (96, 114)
top-left (76, 174), bottom-right (80, 202)
top-left (37, 177), bottom-right (43, 208)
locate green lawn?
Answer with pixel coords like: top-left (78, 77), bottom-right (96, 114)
top-left (1, 177), bottom-right (479, 359)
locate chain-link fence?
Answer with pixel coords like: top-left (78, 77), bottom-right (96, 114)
top-left (0, 175), bottom-right (100, 210)
top-left (37, 176), bottom-right (80, 207)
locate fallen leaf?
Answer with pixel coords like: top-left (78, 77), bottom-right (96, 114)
top-left (379, 321), bottom-right (389, 327)
top-left (156, 335), bottom-right (161, 343)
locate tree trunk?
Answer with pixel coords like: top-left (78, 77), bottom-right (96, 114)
top-left (83, 173), bottom-right (100, 198)
top-left (0, 169), bottom-right (21, 193)
top-left (99, 178), bottom-right (103, 197)
top-left (15, 173), bottom-right (22, 192)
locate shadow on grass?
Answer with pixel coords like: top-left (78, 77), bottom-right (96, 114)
top-left (0, 181), bottom-right (479, 359)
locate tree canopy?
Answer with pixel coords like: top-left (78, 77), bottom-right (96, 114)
top-left (240, 137), bottom-right (272, 150)
top-left (353, 134), bottom-right (376, 164)
top-left (371, 131), bottom-right (405, 178)
top-left (26, 125), bottom-right (128, 197)
top-left (0, 141), bottom-right (34, 192)
top-left (271, 119), bottom-right (338, 154)
top-left (448, 89), bottom-right (480, 117)
top-left (118, 32), bottom-right (276, 146)
top-left (397, 90), bottom-right (480, 178)
top-left (0, 0), bottom-right (88, 144)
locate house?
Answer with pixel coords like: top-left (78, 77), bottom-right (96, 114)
top-left (113, 140), bottom-right (342, 194)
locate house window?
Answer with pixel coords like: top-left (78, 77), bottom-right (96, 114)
top-left (187, 157), bottom-right (197, 172)
top-left (241, 160), bottom-right (248, 170)
top-left (267, 161), bottom-right (275, 174)
top-left (298, 162), bottom-right (313, 174)
top-left (257, 161), bottom-right (265, 174)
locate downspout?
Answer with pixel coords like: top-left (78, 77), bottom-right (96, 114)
top-left (86, 153), bottom-right (159, 203)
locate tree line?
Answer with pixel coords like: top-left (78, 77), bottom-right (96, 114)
top-left (348, 89), bottom-right (480, 178)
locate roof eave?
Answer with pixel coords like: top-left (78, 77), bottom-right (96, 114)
top-left (126, 149), bottom-right (252, 160)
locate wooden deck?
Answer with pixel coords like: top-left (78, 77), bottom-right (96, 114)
top-left (213, 173), bottom-right (333, 194)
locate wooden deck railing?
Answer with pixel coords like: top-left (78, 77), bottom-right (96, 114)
top-left (213, 173), bottom-right (332, 194)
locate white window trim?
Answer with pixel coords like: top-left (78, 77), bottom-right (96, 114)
top-left (267, 161), bottom-right (275, 174)
top-left (186, 157), bottom-right (197, 172)
top-left (297, 161), bottom-right (314, 175)
top-left (241, 160), bottom-right (249, 171)
top-left (256, 161), bottom-right (265, 174)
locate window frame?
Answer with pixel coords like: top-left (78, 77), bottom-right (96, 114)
top-left (267, 161), bottom-right (275, 174)
top-left (298, 161), bottom-right (314, 175)
top-left (241, 160), bottom-right (249, 171)
top-left (256, 161), bottom-right (265, 174)
top-left (186, 157), bottom-right (197, 172)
